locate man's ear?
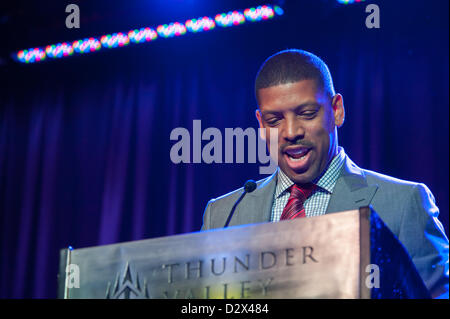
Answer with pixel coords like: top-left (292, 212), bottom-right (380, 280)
top-left (255, 108), bottom-right (266, 140)
top-left (331, 93), bottom-right (345, 128)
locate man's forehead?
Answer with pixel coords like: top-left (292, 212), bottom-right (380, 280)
top-left (257, 79), bottom-right (328, 110)
top-left (259, 79), bottom-right (318, 92)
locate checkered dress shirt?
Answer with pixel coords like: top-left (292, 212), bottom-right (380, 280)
top-left (271, 147), bottom-right (346, 221)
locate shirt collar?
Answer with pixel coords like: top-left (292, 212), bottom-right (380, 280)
top-left (275, 147), bottom-right (346, 198)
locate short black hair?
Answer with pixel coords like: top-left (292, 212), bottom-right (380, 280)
top-left (255, 49), bottom-right (335, 104)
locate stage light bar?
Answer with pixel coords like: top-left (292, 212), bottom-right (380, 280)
top-left (14, 4), bottom-right (283, 64)
top-left (215, 11), bottom-right (246, 27)
top-left (128, 28), bottom-right (158, 43)
top-left (185, 17), bottom-right (216, 33)
top-left (156, 22), bottom-right (187, 38)
top-left (100, 33), bottom-right (130, 49)
top-left (17, 48), bottom-right (46, 63)
top-left (337, 0), bottom-right (365, 4)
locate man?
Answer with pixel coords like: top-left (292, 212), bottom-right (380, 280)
top-left (201, 49), bottom-right (448, 298)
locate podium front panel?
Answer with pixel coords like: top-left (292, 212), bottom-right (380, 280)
top-left (59, 209), bottom-right (370, 299)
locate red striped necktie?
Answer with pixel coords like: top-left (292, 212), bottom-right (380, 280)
top-left (280, 183), bottom-right (317, 220)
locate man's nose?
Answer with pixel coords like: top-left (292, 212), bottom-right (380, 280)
top-left (284, 116), bottom-right (305, 142)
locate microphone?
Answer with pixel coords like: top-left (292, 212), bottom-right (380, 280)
top-left (224, 180), bottom-right (257, 228)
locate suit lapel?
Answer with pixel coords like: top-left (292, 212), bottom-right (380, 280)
top-left (326, 156), bottom-right (378, 214)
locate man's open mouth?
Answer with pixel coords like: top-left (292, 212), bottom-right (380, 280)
top-left (282, 145), bottom-right (313, 172)
top-left (284, 146), bottom-right (310, 162)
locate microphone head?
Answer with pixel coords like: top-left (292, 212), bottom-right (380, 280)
top-left (244, 180), bottom-right (257, 193)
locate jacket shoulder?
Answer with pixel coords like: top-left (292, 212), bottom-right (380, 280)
top-left (210, 175), bottom-right (273, 204)
top-left (362, 168), bottom-right (422, 189)
top-left (201, 174), bottom-right (275, 230)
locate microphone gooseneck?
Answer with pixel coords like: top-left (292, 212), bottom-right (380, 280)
top-left (224, 180), bottom-right (257, 228)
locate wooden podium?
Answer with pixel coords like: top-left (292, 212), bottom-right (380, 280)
top-left (58, 207), bottom-right (430, 299)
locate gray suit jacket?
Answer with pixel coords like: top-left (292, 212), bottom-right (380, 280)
top-left (201, 155), bottom-right (449, 298)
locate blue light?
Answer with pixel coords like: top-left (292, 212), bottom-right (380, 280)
top-left (274, 5), bottom-right (284, 16)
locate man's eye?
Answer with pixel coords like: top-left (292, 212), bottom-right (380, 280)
top-left (300, 110), bottom-right (318, 119)
top-left (265, 118), bottom-right (281, 126)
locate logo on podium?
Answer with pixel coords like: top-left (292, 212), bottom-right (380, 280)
top-left (105, 262), bottom-right (149, 299)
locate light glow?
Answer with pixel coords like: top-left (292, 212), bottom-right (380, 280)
top-left (337, 0), bottom-right (366, 4)
top-left (128, 28), bottom-right (158, 43)
top-left (185, 17), bottom-right (216, 33)
top-left (14, 4), bottom-right (283, 63)
top-left (156, 22), bottom-right (187, 38)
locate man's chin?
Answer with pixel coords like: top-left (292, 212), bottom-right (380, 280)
top-left (281, 166), bottom-right (315, 185)
top-left (290, 175), bottom-right (314, 185)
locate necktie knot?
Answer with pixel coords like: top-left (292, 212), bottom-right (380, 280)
top-left (290, 183), bottom-right (316, 200)
top-left (280, 183), bottom-right (317, 220)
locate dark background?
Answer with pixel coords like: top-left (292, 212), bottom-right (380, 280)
top-left (0, 0), bottom-right (448, 298)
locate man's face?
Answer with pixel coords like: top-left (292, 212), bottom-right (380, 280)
top-left (256, 79), bottom-right (344, 184)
